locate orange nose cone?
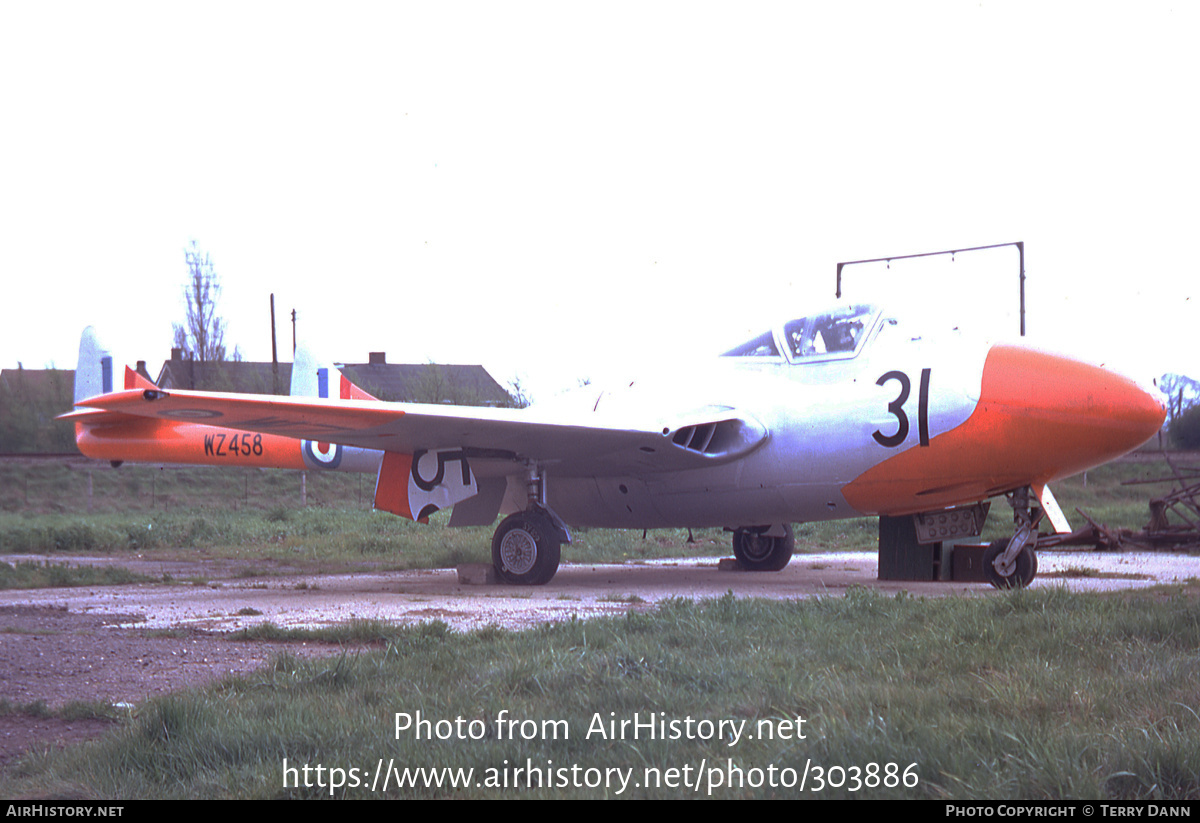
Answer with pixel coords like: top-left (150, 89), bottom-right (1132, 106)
top-left (978, 344), bottom-right (1166, 481)
top-left (841, 343), bottom-right (1166, 517)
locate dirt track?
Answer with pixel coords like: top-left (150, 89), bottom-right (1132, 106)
top-left (1, 549), bottom-right (1198, 766)
top-left (5, 549), bottom-right (1199, 633)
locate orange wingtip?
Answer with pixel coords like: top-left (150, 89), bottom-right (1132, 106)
top-left (124, 365), bottom-right (158, 391)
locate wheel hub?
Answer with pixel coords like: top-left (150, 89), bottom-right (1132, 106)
top-left (499, 528), bottom-right (538, 575)
top-left (741, 533), bottom-right (772, 561)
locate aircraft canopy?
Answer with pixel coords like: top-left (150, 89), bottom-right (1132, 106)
top-left (722, 303), bottom-right (880, 363)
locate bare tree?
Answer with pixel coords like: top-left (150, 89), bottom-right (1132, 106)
top-left (173, 240), bottom-right (228, 362)
top-left (1160, 373), bottom-right (1200, 425)
top-left (506, 376), bottom-right (532, 408)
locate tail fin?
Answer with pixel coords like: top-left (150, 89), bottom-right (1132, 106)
top-left (289, 344), bottom-right (384, 474)
top-left (74, 327), bottom-right (114, 406)
top-left (290, 344), bottom-right (378, 400)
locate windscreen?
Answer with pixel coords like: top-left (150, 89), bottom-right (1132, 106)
top-left (721, 331), bottom-right (781, 358)
top-left (783, 304), bottom-right (876, 360)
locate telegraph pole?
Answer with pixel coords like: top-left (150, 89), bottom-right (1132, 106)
top-left (270, 294), bottom-right (279, 394)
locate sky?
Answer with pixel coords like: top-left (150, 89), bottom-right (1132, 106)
top-left (2, 1), bottom-right (1197, 402)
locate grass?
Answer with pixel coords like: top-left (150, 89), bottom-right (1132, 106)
top-left (227, 619), bottom-right (408, 645)
top-left (1043, 565), bottom-right (1150, 581)
top-left (1, 588), bottom-right (1198, 799)
top-left (599, 592), bottom-right (647, 604)
top-left (0, 560), bottom-right (154, 589)
top-left (0, 699), bottom-right (120, 723)
top-left (0, 460), bottom-right (370, 516)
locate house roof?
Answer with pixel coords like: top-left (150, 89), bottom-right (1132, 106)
top-left (155, 358), bottom-right (292, 395)
top-left (339, 362), bottom-right (513, 406)
top-left (156, 353), bottom-right (512, 406)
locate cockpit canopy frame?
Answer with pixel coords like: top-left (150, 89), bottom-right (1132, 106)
top-left (721, 303), bottom-right (882, 365)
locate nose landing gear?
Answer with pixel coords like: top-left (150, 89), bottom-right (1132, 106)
top-left (985, 487), bottom-right (1042, 589)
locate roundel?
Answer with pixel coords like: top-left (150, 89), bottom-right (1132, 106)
top-left (302, 439), bottom-right (343, 470)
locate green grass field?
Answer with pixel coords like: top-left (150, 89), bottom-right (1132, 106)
top-left (2, 589), bottom-right (1198, 799)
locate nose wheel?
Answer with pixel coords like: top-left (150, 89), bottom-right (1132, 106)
top-left (983, 539), bottom-right (1037, 589)
top-left (985, 487), bottom-right (1042, 589)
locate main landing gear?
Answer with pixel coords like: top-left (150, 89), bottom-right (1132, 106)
top-left (491, 465), bottom-right (570, 586)
top-left (732, 524), bottom-right (794, 571)
top-left (492, 509), bottom-right (563, 585)
top-left (985, 487), bottom-right (1041, 589)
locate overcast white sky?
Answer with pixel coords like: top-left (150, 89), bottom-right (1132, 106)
top-left (2, 1), bottom-right (1196, 401)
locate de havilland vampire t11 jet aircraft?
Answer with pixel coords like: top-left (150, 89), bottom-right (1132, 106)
top-left (63, 303), bottom-right (1166, 588)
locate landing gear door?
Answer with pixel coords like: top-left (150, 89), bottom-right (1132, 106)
top-left (1036, 485), bottom-right (1072, 534)
top-left (374, 449), bottom-right (479, 522)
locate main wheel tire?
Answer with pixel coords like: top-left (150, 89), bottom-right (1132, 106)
top-left (732, 525), bottom-right (794, 571)
top-left (492, 511), bottom-right (562, 585)
top-left (983, 538), bottom-right (1037, 589)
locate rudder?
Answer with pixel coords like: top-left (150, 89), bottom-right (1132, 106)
top-left (74, 327), bottom-right (113, 406)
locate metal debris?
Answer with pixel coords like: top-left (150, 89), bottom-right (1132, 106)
top-left (1037, 454), bottom-right (1200, 552)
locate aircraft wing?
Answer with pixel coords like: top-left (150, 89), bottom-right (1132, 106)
top-left (75, 387), bottom-right (767, 476)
